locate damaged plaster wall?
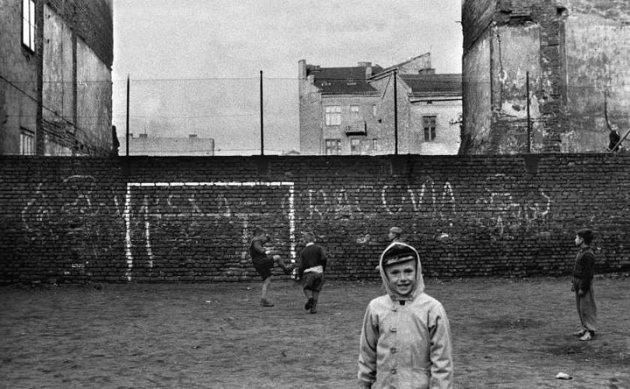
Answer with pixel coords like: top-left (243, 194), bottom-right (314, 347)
top-left (43, 5), bottom-right (74, 156)
top-left (461, 29), bottom-right (492, 154)
top-left (461, 0), bottom-right (630, 154)
top-left (491, 24), bottom-right (543, 154)
top-left (563, 2), bottom-right (630, 152)
top-left (76, 39), bottom-right (112, 155)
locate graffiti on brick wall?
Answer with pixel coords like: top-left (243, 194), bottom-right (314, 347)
top-left (300, 176), bottom-right (551, 243)
top-left (473, 174), bottom-right (551, 240)
top-left (381, 180), bottom-right (456, 218)
top-left (303, 180), bottom-right (456, 219)
top-left (18, 174), bottom-right (553, 281)
top-left (124, 182), bottom-right (295, 281)
top-left (21, 175), bottom-right (124, 276)
top-left (301, 180), bottom-right (457, 244)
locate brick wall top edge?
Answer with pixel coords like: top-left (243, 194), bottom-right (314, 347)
top-left (2, 154), bottom-right (630, 163)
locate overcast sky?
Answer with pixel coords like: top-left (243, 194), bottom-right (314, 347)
top-left (112, 0), bottom-right (463, 155)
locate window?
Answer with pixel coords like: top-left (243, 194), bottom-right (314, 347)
top-left (325, 139), bottom-right (341, 155)
top-left (325, 106), bottom-right (341, 126)
top-left (372, 105), bottom-right (377, 117)
top-left (22, 0), bottom-right (36, 51)
top-left (350, 105), bottom-right (360, 121)
top-left (372, 139), bottom-right (378, 152)
top-left (423, 116), bottom-right (437, 142)
top-left (351, 139), bottom-right (361, 155)
top-left (20, 130), bottom-right (34, 155)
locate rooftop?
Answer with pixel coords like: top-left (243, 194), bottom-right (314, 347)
top-left (400, 73), bottom-right (462, 97)
top-left (307, 65), bottom-right (381, 95)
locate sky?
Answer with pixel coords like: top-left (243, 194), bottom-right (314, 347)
top-left (112, 0), bottom-right (463, 155)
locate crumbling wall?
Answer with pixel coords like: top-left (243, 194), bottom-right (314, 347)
top-left (563, 2), bottom-right (630, 152)
top-left (462, 0), bottom-right (630, 154)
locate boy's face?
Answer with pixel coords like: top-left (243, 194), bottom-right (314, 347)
top-left (384, 260), bottom-right (417, 296)
top-left (575, 235), bottom-right (583, 247)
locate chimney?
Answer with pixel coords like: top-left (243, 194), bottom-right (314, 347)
top-left (358, 62), bottom-right (373, 78)
top-left (304, 64), bottom-right (320, 84)
top-left (298, 59), bottom-right (307, 79)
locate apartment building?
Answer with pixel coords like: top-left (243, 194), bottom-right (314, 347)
top-left (298, 53), bottom-right (462, 155)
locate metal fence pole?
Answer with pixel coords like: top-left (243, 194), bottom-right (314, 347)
top-left (260, 70), bottom-right (264, 156)
top-left (394, 69), bottom-right (398, 155)
top-left (126, 75), bottom-right (130, 157)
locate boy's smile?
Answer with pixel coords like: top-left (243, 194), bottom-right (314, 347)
top-left (384, 261), bottom-right (417, 296)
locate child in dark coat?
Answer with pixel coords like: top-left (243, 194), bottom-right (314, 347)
top-left (297, 231), bottom-right (327, 314)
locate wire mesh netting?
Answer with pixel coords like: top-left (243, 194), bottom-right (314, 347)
top-left (112, 76), bottom-right (300, 156)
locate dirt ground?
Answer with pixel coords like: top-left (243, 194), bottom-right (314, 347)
top-left (1, 275), bottom-right (629, 389)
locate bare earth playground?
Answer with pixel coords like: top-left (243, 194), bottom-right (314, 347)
top-left (1, 275), bottom-right (628, 388)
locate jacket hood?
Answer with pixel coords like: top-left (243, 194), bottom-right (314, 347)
top-left (379, 241), bottom-right (425, 301)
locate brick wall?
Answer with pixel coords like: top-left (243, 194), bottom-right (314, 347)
top-left (1, 154), bottom-right (629, 284)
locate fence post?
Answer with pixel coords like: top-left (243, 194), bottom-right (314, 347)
top-left (260, 70), bottom-right (264, 156)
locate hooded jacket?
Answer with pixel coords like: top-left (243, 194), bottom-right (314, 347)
top-left (358, 242), bottom-right (453, 389)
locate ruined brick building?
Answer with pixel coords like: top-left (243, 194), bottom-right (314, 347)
top-left (0, 0), bottom-right (114, 156)
top-left (461, 0), bottom-right (630, 154)
top-left (299, 53), bottom-right (463, 156)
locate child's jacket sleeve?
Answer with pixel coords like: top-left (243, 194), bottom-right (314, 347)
top-left (358, 303), bottom-right (378, 387)
top-left (428, 304), bottom-right (454, 388)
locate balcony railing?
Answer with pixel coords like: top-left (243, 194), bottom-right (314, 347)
top-left (345, 121), bottom-right (367, 136)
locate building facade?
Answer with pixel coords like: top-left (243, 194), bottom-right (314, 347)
top-left (0, 0), bottom-right (114, 156)
top-left (118, 134), bottom-right (215, 157)
top-left (461, 0), bottom-right (630, 154)
top-left (299, 54), bottom-right (463, 156)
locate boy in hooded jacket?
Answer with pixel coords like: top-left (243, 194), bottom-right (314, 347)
top-left (358, 242), bottom-right (453, 389)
